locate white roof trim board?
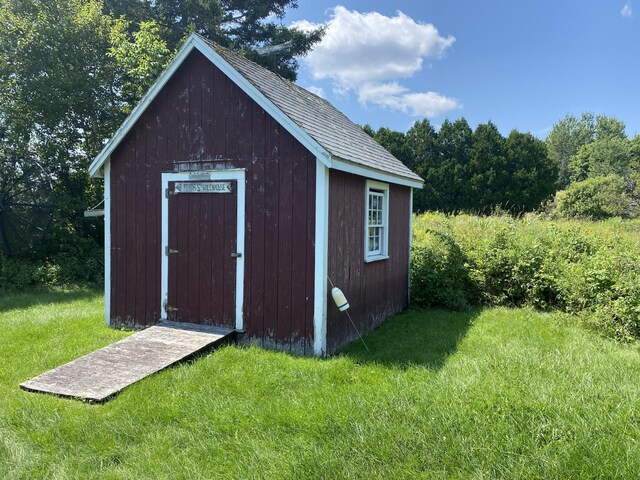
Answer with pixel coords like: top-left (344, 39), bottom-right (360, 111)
top-left (89, 33), bottom-right (424, 188)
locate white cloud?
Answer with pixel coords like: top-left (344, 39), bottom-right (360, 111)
top-left (621, 3), bottom-right (633, 17)
top-left (305, 85), bottom-right (326, 98)
top-left (293, 7), bottom-right (459, 118)
top-left (357, 82), bottom-right (460, 117)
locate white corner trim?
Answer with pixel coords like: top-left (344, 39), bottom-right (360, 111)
top-left (408, 188), bottom-right (413, 305)
top-left (160, 169), bottom-right (246, 330)
top-left (89, 33), bottom-right (332, 178)
top-left (313, 159), bottom-right (329, 356)
top-left (332, 158), bottom-right (424, 189)
top-left (103, 160), bottom-right (111, 326)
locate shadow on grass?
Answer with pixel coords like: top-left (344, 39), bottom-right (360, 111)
top-left (339, 307), bottom-right (481, 370)
top-left (0, 288), bottom-right (101, 313)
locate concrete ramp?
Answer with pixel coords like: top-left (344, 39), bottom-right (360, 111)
top-left (20, 322), bottom-right (235, 402)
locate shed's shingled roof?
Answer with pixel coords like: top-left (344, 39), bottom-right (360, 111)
top-left (204, 38), bottom-right (423, 183)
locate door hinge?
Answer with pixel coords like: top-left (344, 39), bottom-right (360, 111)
top-left (165, 188), bottom-right (177, 198)
top-left (230, 252), bottom-right (242, 258)
top-left (165, 246), bottom-right (179, 256)
top-left (163, 299), bottom-right (178, 313)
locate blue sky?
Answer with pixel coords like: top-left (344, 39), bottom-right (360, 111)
top-left (284, 1), bottom-right (640, 137)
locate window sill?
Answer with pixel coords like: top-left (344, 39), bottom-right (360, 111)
top-left (364, 254), bottom-right (389, 263)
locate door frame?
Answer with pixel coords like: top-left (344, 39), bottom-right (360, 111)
top-left (160, 169), bottom-right (246, 330)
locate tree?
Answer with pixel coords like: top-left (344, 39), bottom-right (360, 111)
top-left (0, 0), bottom-right (123, 174)
top-left (103, 0), bottom-right (325, 81)
top-left (406, 118), bottom-right (438, 173)
top-left (568, 137), bottom-right (634, 182)
top-left (595, 115), bottom-right (626, 141)
top-left (546, 113), bottom-right (628, 187)
top-left (431, 118), bottom-right (473, 211)
top-left (1, 0), bottom-right (318, 286)
top-left (363, 118), bottom-right (559, 214)
top-left (109, 21), bottom-right (172, 111)
top-left (503, 130), bottom-right (558, 212)
top-left (0, 0), bottom-right (128, 284)
top-left (467, 121), bottom-right (506, 211)
top-left (405, 119), bottom-right (438, 212)
top-left (546, 113), bottom-right (595, 187)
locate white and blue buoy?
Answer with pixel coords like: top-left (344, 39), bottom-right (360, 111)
top-left (331, 287), bottom-right (350, 312)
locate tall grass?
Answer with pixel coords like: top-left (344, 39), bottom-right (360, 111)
top-left (412, 213), bottom-right (640, 341)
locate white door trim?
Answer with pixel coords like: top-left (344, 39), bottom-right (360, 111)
top-left (103, 160), bottom-right (111, 325)
top-left (160, 169), bottom-right (246, 330)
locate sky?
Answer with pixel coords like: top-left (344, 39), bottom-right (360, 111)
top-left (283, 1), bottom-right (640, 137)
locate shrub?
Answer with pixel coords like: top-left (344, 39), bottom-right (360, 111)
top-left (411, 229), bottom-right (475, 309)
top-left (411, 213), bottom-right (640, 341)
top-left (552, 175), bottom-right (633, 220)
top-left (0, 240), bottom-right (103, 290)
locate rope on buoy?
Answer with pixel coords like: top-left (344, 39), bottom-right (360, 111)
top-left (327, 277), bottom-right (369, 352)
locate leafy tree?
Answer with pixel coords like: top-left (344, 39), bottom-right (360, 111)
top-left (546, 113), bottom-right (628, 187)
top-left (103, 0), bottom-right (325, 81)
top-left (546, 113), bottom-right (596, 187)
top-left (0, 0), bottom-right (121, 285)
top-left (595, 115), bottom-right (626, 141)
top-left (109, 21), bottom-right (172, 109)
top-left (0, 0), bottom-right (318, 287)
top-left (0, 0), bottom-right (122, 174)
top-left (568, 137), bottom-right (634, 182)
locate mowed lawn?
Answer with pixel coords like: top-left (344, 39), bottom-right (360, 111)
top-left (2, 291), bottom-right (640, 479)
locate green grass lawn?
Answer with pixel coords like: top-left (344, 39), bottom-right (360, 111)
top-left (2, 291), bottom-right (640, 479)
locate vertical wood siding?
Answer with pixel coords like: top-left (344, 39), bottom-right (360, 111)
top-left (109, 50), bottom-right (316, 354)
top-left (326, 170), bottom-right (411, 355)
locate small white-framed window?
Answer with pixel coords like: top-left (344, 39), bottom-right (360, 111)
top-left (365, 180), bottom-right (389, 262)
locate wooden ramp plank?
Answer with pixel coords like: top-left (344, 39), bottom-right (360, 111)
top-left (20, 323), bottom-right (234, 402)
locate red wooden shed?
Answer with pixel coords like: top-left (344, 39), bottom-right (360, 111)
top-left (89, 33), bottom-right (423, 356)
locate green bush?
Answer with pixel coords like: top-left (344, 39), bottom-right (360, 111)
top-left (0, 168), bottom-right (104, 290)
top-left (0, 240), bottom-right (103, 290)
top-left (552, 175), bottom-right (634, 220)
top-left (410, 229), bottom-right (475, 309)
top-left (411, 213), bottom-right (640, 341)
